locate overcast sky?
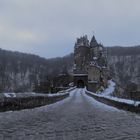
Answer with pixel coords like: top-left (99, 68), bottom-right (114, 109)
top-left (0, 0), bottom-right (140, 58)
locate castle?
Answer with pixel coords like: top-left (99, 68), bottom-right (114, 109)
top-left (73, 35), bottom-right (108, 92)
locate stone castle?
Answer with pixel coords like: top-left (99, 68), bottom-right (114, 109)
top-left (73, 35), bottom-right (108, 92)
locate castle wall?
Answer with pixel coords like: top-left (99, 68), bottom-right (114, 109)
top-left (88, 66), bottom-right (100, 82)
top-left (88, 82), bottom-right (100, 93)
top-left (101, 68), bottom-right (108, 88)
top-left (74, 46), bottom-right (90, 72)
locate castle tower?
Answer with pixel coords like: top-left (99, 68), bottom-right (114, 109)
top-left (88, 35), bottom-right (108, 92)
top-left (90, 35), bottom-right (98, 47)
top-left (89, 35), bottom-right (107, 66)
top-left (73, 35), bottom-right (90, 88)
top-left (73, 34), bottom-right (108, 90)
top-left (90, 35), bottom-right (101, 59)
top-left (74, 35), bottom-right (90, 72)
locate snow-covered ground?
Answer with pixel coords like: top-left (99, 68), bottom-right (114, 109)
top-left (86, 80), bottom-right (140, 107)
top-left (100, 80), bottom-right (116, 96)
top-left (46, 91), bottom-right (69, 97)
top-left (0, 88), bottom-right (72, 99)
top-left (4, 93), bottom-right (16, 98)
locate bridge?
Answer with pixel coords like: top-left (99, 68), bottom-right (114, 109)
top-left (0, 88), bottom-right (140, 139)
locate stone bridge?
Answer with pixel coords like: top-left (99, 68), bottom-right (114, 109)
top-left (0, 88), bottom-right (140, 140)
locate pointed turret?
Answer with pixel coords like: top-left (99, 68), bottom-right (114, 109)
top-left (90, 35), bottom-right (98, 47)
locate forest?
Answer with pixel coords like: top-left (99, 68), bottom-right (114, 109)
top-left (0, 46), bottom-right (140, 95)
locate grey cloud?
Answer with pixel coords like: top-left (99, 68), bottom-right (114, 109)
top-left (0, 0), bottom-right (140, 58)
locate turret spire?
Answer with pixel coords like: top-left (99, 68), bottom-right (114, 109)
top-left (90, 35), bottom-right (98, 47)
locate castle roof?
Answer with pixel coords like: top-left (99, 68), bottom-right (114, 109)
top-left (90, 35), bottom-right (98, 47)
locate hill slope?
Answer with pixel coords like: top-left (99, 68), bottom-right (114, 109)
top-left (107, 46), bottom-right (140, 88)
top-left (0, 46), bottom-right (140, 92)
top-left (0, 48), bottom-right (73, 92)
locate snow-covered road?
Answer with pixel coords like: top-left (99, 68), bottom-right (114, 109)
top-left (0, 88), bottom-right (140, 140)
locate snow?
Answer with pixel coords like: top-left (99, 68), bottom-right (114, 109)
top-left (31, 92), bottom-right (36, 95)
top-left (4, 93), bottom-right (16, 98)
top-left (69, 82), bottom-right (74, 87)
top-left (86, 80), bottom-right (140, 107)
top-left (1, 87), bottom-right (74, 99)
top-left (100, 80), bottom-right (115, 96)
top-left (46, 87), bottom-right (76, 97)
top-left (66, 87), bottom-right (76, 92)
top-left (46, 91), bottom-right (69, 97)
top-left (93, 57), bottom-right (97, 60)
top-left (108, 96), bottom-right (140, 106)
top-left (102, 66), bottom-right (107, 69)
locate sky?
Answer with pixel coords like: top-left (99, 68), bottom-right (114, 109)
top-left (0, 0), bottom-right (140, 58)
